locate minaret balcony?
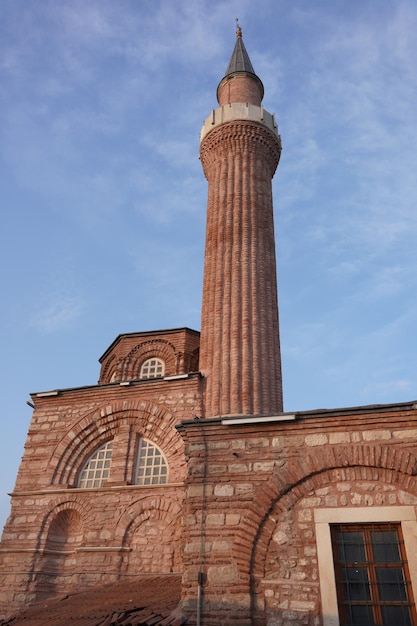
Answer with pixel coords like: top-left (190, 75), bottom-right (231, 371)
top-left (200, 102), bottom-right (279, 143)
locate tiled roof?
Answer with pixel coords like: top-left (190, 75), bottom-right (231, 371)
top-left (1, 574), bottom-right (186, 626)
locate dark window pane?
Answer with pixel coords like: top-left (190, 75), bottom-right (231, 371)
top-left (338, 531), bottom-right (366, 563)
top-left (332, 524), bottom-right (416, 626)
top-left (376, 567), bottom-right (408, 601)
top-left (381, 605), bottom-right (412, 626)
top-left (342, 566), bottom-right (371, 601)
top-left (372, 530), bottom-right (401, 563)
top-left (345, 604), bottom-right (375, 625)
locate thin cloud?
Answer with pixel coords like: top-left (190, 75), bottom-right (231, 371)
top-left (361, 379), bottom-right (412, 400)
top-left (1, 0), bottom-right (417, 534)
top-left (29, 295), bottom-right (82, 334)
top-left (278, 3), bottom-right (417, 259)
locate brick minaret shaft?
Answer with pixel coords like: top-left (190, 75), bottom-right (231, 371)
top-left (199, 27), bottom-right (283, 418)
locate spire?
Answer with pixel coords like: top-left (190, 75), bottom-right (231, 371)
top-left (224, 21), bottom-right (257, 77)
top-left (216, 24), bottom-right (264, 105)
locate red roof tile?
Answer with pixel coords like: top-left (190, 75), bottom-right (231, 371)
top-left (1, 575), bottom-right (186, 626)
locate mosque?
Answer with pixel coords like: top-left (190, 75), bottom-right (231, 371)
top-left (1, 27), bottom-right (417, 626)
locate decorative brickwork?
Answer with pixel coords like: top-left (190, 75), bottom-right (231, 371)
top-left (0, 372), bottom-right (201, 617)
top-left (198, 30), bottom-right (283, 420)
top-left (99, 328), bottom-right (200, 384)
top-left (199, 119), bottom-right (283, 418)
top-left (48, 399), bottom-right (188, 486)
top-left (178, 404), bottom-right (417, 625)
top-left (1, 30), bottom-right (417, 626)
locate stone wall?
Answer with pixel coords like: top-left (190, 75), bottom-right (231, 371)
top-left (179, 402), bottom-right (417, 625)
top-left (0, 374), bottom-right (202, 618)
top-left (2, 373), bottom-right (416, 625)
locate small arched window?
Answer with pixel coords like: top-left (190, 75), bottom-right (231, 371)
top-left (78, 440), bottom-right (113, 488)
top-left (140, 357), bottom-right (165, 380)
top-left (135, 438), bottom-right (168, 485)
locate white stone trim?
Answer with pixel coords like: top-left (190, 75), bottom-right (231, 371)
top-left (200, 103), bottom-right (278, 142)
top-left (314, 506), bottom-right (417, 626)
top-left (221, 414), bottom-right (295, 425)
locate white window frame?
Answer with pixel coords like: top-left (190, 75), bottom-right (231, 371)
top-left (139, 357), bottom-right (165, 380)
top-left (134, 438), bottom-right (168, 486)
top-left (314, 506), bottom-right (417, 626)
top-left (78, 440), bottom-right (113, 489)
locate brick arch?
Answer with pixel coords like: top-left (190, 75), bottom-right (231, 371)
top-left (122, 339), bottom-right (177, 380)
top-left (35, 498), bottom-right (95, 552)
top-left (231, 443), bottom-right (417, 587)
top-left (99, 353), bottom-right (117, 384)
top-left (44, 509), bottom-right (83, 552)
top-left (30, 499), bottom-right (93, 603)
top-left (253, 465), bottom-right (417, 582)
top-left (99, 340), bottom-right (177, 383)
top-left (49, 400), bottom-right (186, 486)
top-left (191, 347), bottom-right (199, 371)
top-left (246, 462), bottom-right (417, 625)
top-left (115, 495), bottom-right (182, 544)
top-left (115, 496), bottom-right (183, 574)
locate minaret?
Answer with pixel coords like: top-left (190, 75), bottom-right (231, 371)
top-left (199, 26), bottom-right (283, 418)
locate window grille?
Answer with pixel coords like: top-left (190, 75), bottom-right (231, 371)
top-left (78, 440), bottom-right (113, 488)
top-left (140, 358), bottom-right (165, 379)
top-left (331, 523), bottom-right (417, 626)
top-left (135, 438), bottom-right (168, 485)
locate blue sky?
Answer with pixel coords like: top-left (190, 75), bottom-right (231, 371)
top-left (1, 0), bottom-right (417, 530)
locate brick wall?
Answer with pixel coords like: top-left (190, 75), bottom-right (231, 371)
top-left (217, 74), bottom-right (263, 107)
top-left (199, 119), bottom-right (283, 418)
top-left (99, 327), bottom-right (200, 383)
top-left (179, 403), bottom-right (417, 625)
top-left (0, 375), bottom-right (202, 617)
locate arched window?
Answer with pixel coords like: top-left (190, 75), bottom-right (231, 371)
top-left (140, 357), bottom-right (165, 379)
top-left (78, 440), bottom-right (113, 488)
top-left (134, 439), bottom-right (168, 485)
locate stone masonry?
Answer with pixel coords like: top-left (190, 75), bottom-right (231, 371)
top-left (179, 402), bottom-right (417, 625)
top-left (1, 28), bottom-right (417, 626)
top-left (0, 329), bottom-right (202, 617)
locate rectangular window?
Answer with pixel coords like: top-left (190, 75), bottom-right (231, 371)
top-left (331, 523), bottom-right (416, 626)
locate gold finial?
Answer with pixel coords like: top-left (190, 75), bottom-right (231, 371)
top-left (236, 18), bottom-right (242, 38)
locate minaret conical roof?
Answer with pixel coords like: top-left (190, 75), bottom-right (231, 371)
top-left (217, 25), bottom-right (264, 103)
top-left (224, 26), bottom-right (257, 76)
